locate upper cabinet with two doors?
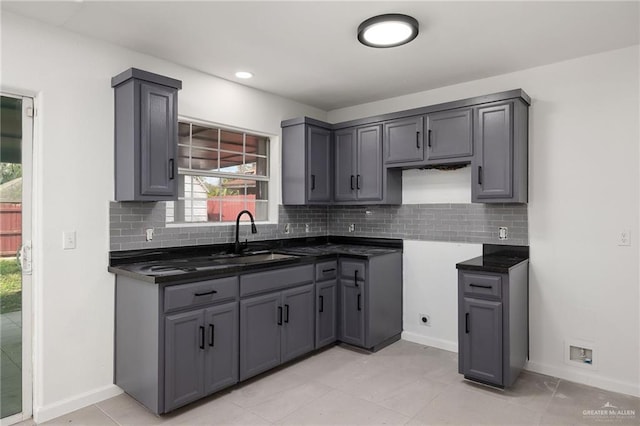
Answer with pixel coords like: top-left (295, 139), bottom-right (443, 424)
top-left (282, 89), bottom-right (529, 205)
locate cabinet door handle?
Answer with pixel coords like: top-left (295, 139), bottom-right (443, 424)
top-left (427, 129), bottom-right (432, 148)
top-left (356, 175), bottom-right (361, 190)
top-left (465, 313), bottom-right (470, 334)
top-left (311, 174), bottom-right (316, 190)
top-left (284, 304), bottom-right (290, 323)
top-left (319, 295), bottom-right (324, 313)
top-left (416, 131), bottom-right (420, 149)
top-left (199, 326), bottom-right (205, 349)
top-left (469, 283), bottom-right (492, 289)
top-left (354, 270), bottom-right (359, 287)
top-left (209, 324), bottom-right (215, 347)
top-left (169, 159), bottom-right (175, 180)
top-left (478, 166), bottom-right (483, 185)
top-left (194, 289), bottom-right (218, 297)
top-left (277, 306), bottom-right (283, 325)
top-left (350, 175), bottom-right (355, 190)
top-left (357, 293), bottom-right (361, 311)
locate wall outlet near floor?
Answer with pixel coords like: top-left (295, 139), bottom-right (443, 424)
top-left (419, 314), bottom-right (431, 326)
top-left (499, 227), bottom-right (508, 240)
top-left (145, 228), bottom-right (154, 241)
top-left (565, 339), bottom-right (597, 369)
top-left (305, 223), bottom-right (310, 233)
top-left (618, 229), bottom-right (631, 246)
top-left (283, 223), bottom-right (290, 234)
top-left (348, 223), bottom-right (355, 233)
top-left (62, 231), bottom-right (76, 250)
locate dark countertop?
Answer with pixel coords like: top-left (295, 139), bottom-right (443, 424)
top-left (108, 237), bottom-right (402, 284)
top-left (456, 244), bottom-right (529, 273)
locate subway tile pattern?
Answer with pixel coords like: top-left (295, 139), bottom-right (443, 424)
top-left (327, 204), bottom-right (528, 245)
top-left (109, 202), bottom-right (527, 251)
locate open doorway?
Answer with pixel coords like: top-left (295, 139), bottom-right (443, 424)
top-left (1, 93), bottom-right (33, 425)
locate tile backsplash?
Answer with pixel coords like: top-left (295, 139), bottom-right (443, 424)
top-left (110, 202), bottom-right (528, 251)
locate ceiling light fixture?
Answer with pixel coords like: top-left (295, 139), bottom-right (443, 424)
top-left (357, 13), bottom-right (419, 48)
top-left (235, 71), bottom-right (253, 79)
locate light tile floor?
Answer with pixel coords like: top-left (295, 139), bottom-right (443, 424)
top-left (1, 310), bottom-right (22, 419)
top-left (15, 340), bottom-right (640, 425)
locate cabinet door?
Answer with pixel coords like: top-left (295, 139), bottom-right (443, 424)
top-left (461, 298), bottom-right (503, 385)
top-left (239, 293), bottom-right (281, 381)
top-left (316, 280), bottom-right (338, 348)
top-left (356, 125), bottom-right (383, 201)
top-left (307, 126), bottom-right (332, 202)
top-left (281, 284), bottom-right (316, 362)
top-left (140, 82), bottom-right (177, 197)
top-left (203, 302), bottom-right (238, 395)
top-left (384, 116), bottom-right (424, 164)
top-left (472, 102), bottom-right (513, 201)
top-left (339, 279), bottom-right (365, 347)
top-left (334, 128), bottom-right (357, 201)
top-left (164, 310), bottom-right (205, 411)
top-left (426, 108), bottom-right (473, 163)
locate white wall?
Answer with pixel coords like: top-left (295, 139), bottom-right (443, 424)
top-left (329, 46), bottom-right (640, 397)
top-left (0, 12), bottom-right (326, 422)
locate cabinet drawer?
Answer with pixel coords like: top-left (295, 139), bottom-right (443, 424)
top-left (340, 260), bottom-right (366, 281)
top-left (164, 277), bottom-right (238, 313)
top-left (461, 273), bottom-right (502, 300)
top-left (240, 264), bottom-right (314, 297)
top-left (316, 261), bottom-right (337, 281)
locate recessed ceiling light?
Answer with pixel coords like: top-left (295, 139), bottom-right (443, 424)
top-left (235, 71), bottom-right (253, 79)
top-left (357, 14), bottom-right (419, 48)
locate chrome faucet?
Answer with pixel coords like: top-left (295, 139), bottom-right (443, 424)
top-left (234, 210), bottom-right (258, 254)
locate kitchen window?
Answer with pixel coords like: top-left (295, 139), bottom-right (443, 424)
top-left (166, 120), bottom-right (269, 224)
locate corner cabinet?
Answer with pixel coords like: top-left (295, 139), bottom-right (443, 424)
top-left (282, 118), bottom-right (332, 205)
top-left (472, 99), bottom-right (528, 203)
top-left (112, 68), bottom-right (182, 201)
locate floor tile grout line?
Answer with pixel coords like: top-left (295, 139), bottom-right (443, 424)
top-left (93, 403), bottom-right (122, 426)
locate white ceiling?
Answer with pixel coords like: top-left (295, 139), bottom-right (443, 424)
top-left (3, 1), bottom-right (639, 110)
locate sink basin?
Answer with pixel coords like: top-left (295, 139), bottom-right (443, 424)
top-left (213, 252), bottom-right (298, 265)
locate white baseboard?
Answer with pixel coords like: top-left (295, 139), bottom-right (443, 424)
top-left (525, 360), bottom-right (640, 398)
top-left (402, 331), bottom-right (458, 353)
top-left (33, 384), bottom-right (123, 423)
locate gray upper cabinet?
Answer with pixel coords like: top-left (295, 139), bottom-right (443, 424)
top-left (472, 99), bottom-right (528, 203)
top-left (425, 108), bottom-right (473, 164)
top-left (334, 128), bottom-right (357, 202)
top-left (356, 125), bottom-right (383, 201)
top-left (282, 119), bottom-right (332, 205)
top-left (383, 116), bottom-right (424, 165)
top-left (112, 68), bottom-right (181, 201)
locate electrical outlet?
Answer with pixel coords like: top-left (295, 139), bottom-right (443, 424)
top-left (419, 314), bottom-right (431, 326)
top-left (284, 223), bottom-right (290, 234)
top-left (618, 230), bottom-right (631, 246)
top-left (62, 231), bottom-right (76, 250)
top-left (348, 224), bottom-right (355, 232)
top-left (499, 227), bottom-right (508, 240)
top-left (305, 223), bottom-right (310, 233)
top-left (146, 228), bottom-right (154, 241)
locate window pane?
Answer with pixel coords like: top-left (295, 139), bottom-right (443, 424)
top-left (192, 125), bottom-right (218, 149)
top-left (178, 122), bottom-right (190, 143)
top-left (177, 145), bottom-right (190, 168)
top-left (219, 151), bottom-right (244, 171)
top-left (191, 147), bottom-right (219, 172)
top-left (254, 201), bottom-right (269, 221)
top-left (220, 130), bottom-right (243, 153)
top-left (246, 135), bottom-right (268, 156)
top-left (244, 155), bottom-right (268, 177)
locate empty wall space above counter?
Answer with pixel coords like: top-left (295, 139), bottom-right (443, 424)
top-left (282, 89), bottom-right (530, 205)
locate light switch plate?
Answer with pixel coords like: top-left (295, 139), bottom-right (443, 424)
top-left (63, 231), bottom-right (76, 250)
top-left (618, 230), bottom-right (631, 246)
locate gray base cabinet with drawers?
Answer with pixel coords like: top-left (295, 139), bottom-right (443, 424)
top-left (457, 261), bottom-right (529, 388)
top-left (339, 252), bottom-right (403, 351)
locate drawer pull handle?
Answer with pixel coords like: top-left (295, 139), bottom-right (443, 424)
top-left (357, 293), bottom-right (361, 311)
top-left (277, 306), bottom-right (283, 325)
top-left (322, 268), bottom-right (336, 273)
top-left (469, 284), bottom-right (492, 289)
top-left (199, 326), bottom-right (205, 349)
top-left (194, 289), bottom-right (218, 297)
top-left (465, 313), bottom-right (470, 333)
top-left (209, 324), bottom-right (215, 347)
top-left (319, 295), bottom-right (324, 313)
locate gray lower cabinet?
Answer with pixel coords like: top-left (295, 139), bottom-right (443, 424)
top-left (338, 253), bottom-right (402, 351)
top-left (164, 301), bottom-right (238, 412)
top-left (472, 99), bottom-right (528, 203)
top-left (383, 115), bottom-right (424, 166)
top-left (457, 261), bottom-right (529, 388)
top-left (282, 119), bottom-right (333, 205)
top-left (112, 68), bottom-right (182, 201)
top-left (425, 108), bottom-right (473, 164)
top-left (315, 261), bottom-right (338, 348)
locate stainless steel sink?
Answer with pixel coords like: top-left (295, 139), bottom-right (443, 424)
top-left (212, 252), bottom-right (298, 265)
